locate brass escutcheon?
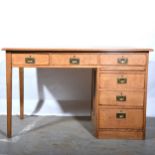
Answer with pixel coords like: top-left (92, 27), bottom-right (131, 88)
top-left (117, 78), bottom-right (127, 84)
top-left (69, 58), bottom-right (80, 64)
top-left (117, 57), bottom-right (128, 64)
top-left (25, 56), bottom-right (35, 64)
top-left (116, 112), bottom-right (126, 119)
top-left (116, 95), bottom-right (126, 102)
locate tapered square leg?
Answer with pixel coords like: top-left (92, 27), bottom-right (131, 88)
top-left (6, 52), bottom-right (12, 138)
top-left (19, 68), bottom-right (24, 119)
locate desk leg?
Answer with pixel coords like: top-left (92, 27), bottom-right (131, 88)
top-left (19, 68), bottom-right (24, 119)
top-left (91, 69), bottom-right (96, 118)
top-left (6, 52), bottom-right (12, 138)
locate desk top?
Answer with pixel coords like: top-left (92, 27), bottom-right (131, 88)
top-left (2, 48), bottom-right (153, 53)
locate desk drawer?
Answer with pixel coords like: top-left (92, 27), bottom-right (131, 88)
top-left (99, 91), bottom-right (144, 107)
top-left (100, 54), bottom-right (146, 66)
top-left (99, 108), bottom-right (143, 129)
top-left (99, 73), bottom-right (145, 90)
top-left (12, 54), bottom-right (49, 66)
top-left (51, 54), bottom-right (98, 66)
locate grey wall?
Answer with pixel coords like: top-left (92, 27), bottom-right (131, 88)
top-left (0, 0), bottom-right (155, 116)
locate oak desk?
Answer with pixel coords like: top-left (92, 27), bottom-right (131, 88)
top-left (2, 48), bottom-right (153, 139)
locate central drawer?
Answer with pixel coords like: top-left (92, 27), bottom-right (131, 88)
top-left (51, 54), bottom-right (98, 66)
top-left (99, 91), bottom-right (144, 107)
top-left (99, 72), bottom-right (145, 90)
top-left (99, 108), bottom-right (143, 129)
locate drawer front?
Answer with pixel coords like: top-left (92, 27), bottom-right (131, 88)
top-left (100, 54), bottom-right (146, 66)
top-left (51, 54), bottom-right (98, 66)
top-left (99, 73), bottom-right (145, 90)
top-left (99, 91), bottom-right (144, 106)
top-left (99, 109), bottom-right (143, 129)
top-left (98, 130), bottom-right (144, 140)
top-left (12, 54), bottom-right (49, 66)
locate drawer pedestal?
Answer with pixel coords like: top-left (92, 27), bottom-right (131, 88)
top-left (96, 53), bottom-right (148, 139)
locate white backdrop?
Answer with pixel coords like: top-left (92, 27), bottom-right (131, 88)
top-left (0, 0), bottom-right (155, 116)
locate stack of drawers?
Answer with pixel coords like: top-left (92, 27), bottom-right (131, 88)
top-left (97, 53), bottom-right (148, 139)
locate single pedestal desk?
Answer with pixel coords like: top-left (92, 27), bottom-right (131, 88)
top-left (2, 48), bottom-right (153, 139)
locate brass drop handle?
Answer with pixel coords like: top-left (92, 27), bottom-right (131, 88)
top-left (116, 112), bottom-right (126, 119)
top-left (70, 58), bottom-right (80, 64)
top-left (116, 95), bottom-right (126, 102)
top-left (117, 78), bottom-right (127, 84)
top-left (25, 56), bottom-right (35, 64)
top-left (117, 57), bottom-right (128, 64)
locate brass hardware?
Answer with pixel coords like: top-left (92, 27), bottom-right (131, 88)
top-left (117, 57), bottom-right (128, 64)
top-left (117, 78), bottom-right (127, 84)
top-left (25, 57), bottom-right (35, 64)
top-left (116, 112), bottom-right (126, 119)
top-left (116, 95), bottom-right (126, 102)
top-left (70, 58), bottom-right (80, 64)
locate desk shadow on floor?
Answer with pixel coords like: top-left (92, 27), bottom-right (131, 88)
top-left (30, 68), bottom-right (94, 136)
top-left (22, 116), bottom-right (94, 138)
top-left (0, 129), bottom-right (6, 137)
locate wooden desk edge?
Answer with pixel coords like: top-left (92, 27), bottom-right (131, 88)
top-left (2, 48), bottom-right (154, 53)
